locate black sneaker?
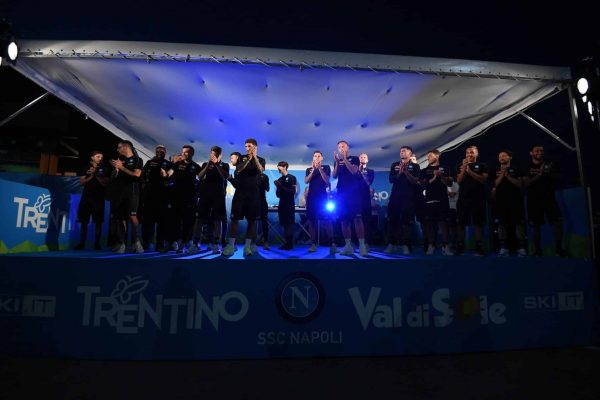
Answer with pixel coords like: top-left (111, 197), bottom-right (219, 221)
top-left (74, 243), bottom-right (85, 250)
top-left (94, 242), bottom-right (102, 251)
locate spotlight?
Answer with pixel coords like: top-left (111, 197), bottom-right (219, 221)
top-left (577, 77), bottom-right (589, 95)
top-left (588, 101), bottom-right (593, 115)
top-left (0, 20), bottom-right (18, 64)
top-left (325, 201), bottom-right (335, 212)
top-left (7, 41), bottom-right (17, 61)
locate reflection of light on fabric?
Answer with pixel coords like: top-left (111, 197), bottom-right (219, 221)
top-left (326, 201), bottom-right (335, 212)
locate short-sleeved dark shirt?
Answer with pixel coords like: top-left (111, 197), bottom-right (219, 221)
top-left (495, 165), bottom-right (522, 201)
top-left (142, 157), bottom-right (172, 188)
top-left (236, 155), bottom-right (266, 191)
top-left (113, 155), bottom-right (143, 188)
top-left (306, 165), bottom-right (331, 198)
top-left (527, 161), bottom-right (558, 199)
top-left (276, 174), bottom-right (297, 202)
top-left (199, 161), bottom-right (230, 194)
top-left (457, 161), bottom-right (488, 200)
top-left (420, 165), bottom-right (450, 202)
top-left (171, 160), bottom-right (200, 194)
top-left (335, 156), bottom-right (361, 193)
top-left (80, 163), bottom-right (110, 198)
top-left (389, 161), bottom-right (421, 201)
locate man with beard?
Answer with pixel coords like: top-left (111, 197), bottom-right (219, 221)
top-left (523, 145), bottom-right (566, 257)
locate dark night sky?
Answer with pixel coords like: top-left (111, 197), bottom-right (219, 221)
top-left (2, 1), bottom-right (599, 66)
top-left (1, 0), bottom-right (599, 185)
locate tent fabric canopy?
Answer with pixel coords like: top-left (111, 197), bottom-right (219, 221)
top-left (13, 40), bottom-right (570, 168)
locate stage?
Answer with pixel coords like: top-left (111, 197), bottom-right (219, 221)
top-left (1, 246), bottom-right (598, 360)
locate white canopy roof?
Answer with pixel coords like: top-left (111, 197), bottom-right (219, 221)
top-left (13, 40), bottom-right (570, 168)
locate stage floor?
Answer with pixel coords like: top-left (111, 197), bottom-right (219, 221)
top-left (3, 244), bottom-right (575, 261)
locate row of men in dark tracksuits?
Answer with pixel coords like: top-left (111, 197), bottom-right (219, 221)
top-left (75, 138), bottom-right (564, 257)
top-left (384, 144), bottom-right (565, 257)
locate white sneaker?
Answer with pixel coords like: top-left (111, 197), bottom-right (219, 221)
top-left (426, 244), bottom-right (435, 255)
top-left (263, 242), bottom-right (270, 250)
top-left (340, 243), bottom-right (354, 256)
top-left (442, 245), bottom-right (454, 256)
top-left (222, 244), bottom-right (236, 256)
top-left (401, 245), bottom-right (411, 255)
top-left (251, 243), bottom-right (258, 253)
top-left (244, 245), bottom-right (253, 256)
top-left (308, 243), bottom-right (318, 252)
top-left (171, 241), bottom-right (179, 252)
top-left (384, 244), bottom-right (396, 254)
top-left (498, 247), bottom-right (509, 257)
top-left (133, 240), bottom-right (144, 254)
top-left (116, 243), bottom-right (126, 254)
top-left (329, 244), bottom-right (338, 254)
top-left (359, 244), bottom-right (368, 256)
top-left (517, 247), bottom-right (527, 257)
top-left (211, 244), bottom-right (220, 254)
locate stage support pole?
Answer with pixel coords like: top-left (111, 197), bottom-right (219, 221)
top-left (567, 86), bottom-right (595, 260)
top-left (0, 92), bottom-right (50, 128)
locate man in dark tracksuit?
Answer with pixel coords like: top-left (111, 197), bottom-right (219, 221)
top-left (167, 145), bottom-right (201, 253)
top-left (141, 144), bottom-right (172, 252)
top-left (76, 150), bottom-right (109, 250)
top-left (274, 161), bottom-right (297, 250)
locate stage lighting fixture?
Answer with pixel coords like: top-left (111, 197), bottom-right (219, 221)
top-left (588, 101), bottom-right (593, 115)
top-left (325, 201), bottom-right (335, 212)
top-left (577, 78), bottom-right (589, 95)
top-left (0, 20), bottom-right (18, 64)
top-left (582, 95), bottom-right (588, 103)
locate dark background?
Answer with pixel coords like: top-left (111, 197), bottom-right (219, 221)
top-left (1, 3), bottom-right (599, 398)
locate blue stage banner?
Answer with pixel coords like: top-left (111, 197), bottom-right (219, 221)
top-left (0, 179), bottom-right (79, 252)
top-left (0, 256), bottom-right (597, 360)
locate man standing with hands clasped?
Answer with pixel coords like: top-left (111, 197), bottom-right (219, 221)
top-left (386, 146), bottom-right (420, 255)
top-left (274, 161), bottom-right (297, 250)
top-left (222, 138), bottom-right (266, 256)
top-left (333, 140), bottom-right (368, 256)
top-left (196, 145), bottom-right (229, 254)
top-left (456, 145), bottom-right (488, 256)
top-left (523, 145), bottom-right (566, 257)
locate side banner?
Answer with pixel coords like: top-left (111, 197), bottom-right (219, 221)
top-left (0, 256), bottom-right (597, 359)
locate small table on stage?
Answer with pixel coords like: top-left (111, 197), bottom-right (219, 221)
top-left (266, 206), bottom-right (311, 243)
